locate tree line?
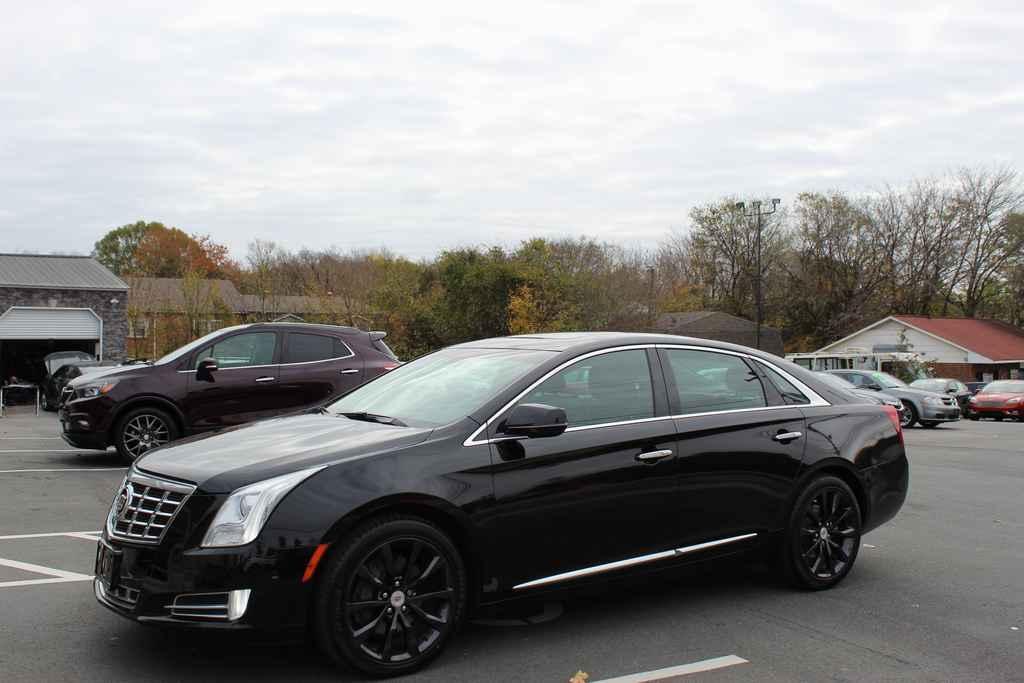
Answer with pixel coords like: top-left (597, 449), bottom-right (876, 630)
top-left (94, 166), bottom-right (1024, 359)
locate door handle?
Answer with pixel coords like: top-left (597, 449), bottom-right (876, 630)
top-left (773, 431), bottom-right (803, 443)
top-left (255, 376), bottom-right (276, 383)
top-left (339, 368), bottom-right (360, 375)
top-left (636, 449), bottom-right (674, 462)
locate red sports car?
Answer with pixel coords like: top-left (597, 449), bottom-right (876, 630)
top-left (967, 380), bottom-right (1024, 421)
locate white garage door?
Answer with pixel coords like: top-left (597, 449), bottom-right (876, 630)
top-left (0, 307), bottom-right (102, 340)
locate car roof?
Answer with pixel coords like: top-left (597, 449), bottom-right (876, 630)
top-left (453, 331), bottom-right (787, 361)
top-left (243, 322), bottom-right (366, 336)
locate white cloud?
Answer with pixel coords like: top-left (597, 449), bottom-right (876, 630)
top-left (1, 0), bottom-right (1022, 258)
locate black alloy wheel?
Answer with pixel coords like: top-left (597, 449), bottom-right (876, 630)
top-left (783, 475), bottom-right (862, 590)
top-left (315, 516), bottom-right (466, 677)
top-left (900, 402), bottom-right (918, 428)
top-left (40, 392), bottom-right (51, 411)
top-left (115, 407), bottom-right (177, 462)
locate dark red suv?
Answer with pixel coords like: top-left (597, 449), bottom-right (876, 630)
top-left (59, 323), bottom-right (399, 461)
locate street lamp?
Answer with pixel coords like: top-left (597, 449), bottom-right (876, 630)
top-left (735, 198), bottom-right (781, 350)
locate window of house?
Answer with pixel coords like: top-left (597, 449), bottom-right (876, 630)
top-left (127, 319), bottom-right (149, 339)
top-left (518, 349), bottom-right (654, 427)
top-left (192, 319), bottom-right (220, 336)
top-left (662, 349), bottom-right (767, 415)
top-left (196, 332), bottom-right (277, 369)
top-left (283, 333), bottom-right (349, 364)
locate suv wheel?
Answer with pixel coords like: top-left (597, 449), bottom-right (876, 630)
top-left (314, 516), bottom-right (466, 677)
top-left (114, 407), bottom-right (178, 462)
top-left (782, 475), bottom-right (862, 590)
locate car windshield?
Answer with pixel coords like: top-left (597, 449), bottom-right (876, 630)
top-left (870, 372), bottom-right (906, 389)
top-left (981, 380), bottom-right (1024, 394)
top-left (911, 379), bottom-right (947, 393)
top-left (153, 325), bottom-right (249, 365)
top-left (326, 347), bottom-right (555, 428)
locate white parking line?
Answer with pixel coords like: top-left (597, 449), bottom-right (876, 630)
top-left (0, 557), bottom-right (93, 589)
top-left (0, 449), bottom-right (107, 453)
top-left (0, 468), bottom-right (126, 474)
top-left (593, 655), bottom-right (748, 682)
top-left (0, 437), bottom-right (67, 440)
top-left (0, 531), bottom-right (101, 541)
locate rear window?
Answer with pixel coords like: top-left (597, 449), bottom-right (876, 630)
top-left (283, 333), bottom-right (350, 364)
top-left (372, 338), bottom-right (398, 361)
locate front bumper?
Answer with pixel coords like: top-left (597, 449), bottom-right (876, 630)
top-left (919, 405), bottom-right (961, 422)
top-left (969, 405), bottom-right (1022, 419)
top-left (59, 398), bottom-right (115, 450)
top-left (93, 531), bottom-right (319, 631)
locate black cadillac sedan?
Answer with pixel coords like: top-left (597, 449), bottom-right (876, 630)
top-left (95, 333), bottom-right (909, 677)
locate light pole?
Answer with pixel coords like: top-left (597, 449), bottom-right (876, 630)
top-left (734, 198), bottom-right (780, 350)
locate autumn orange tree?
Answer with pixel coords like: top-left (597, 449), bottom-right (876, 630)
top-left (94, 221), bottom-right (238, 279)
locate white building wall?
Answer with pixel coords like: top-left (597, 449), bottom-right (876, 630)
top-left (818, 319), bottom-right (971, 363)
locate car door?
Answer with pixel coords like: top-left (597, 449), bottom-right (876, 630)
top-left (277, 331), bottom-right (363, 410)
top-left (659, 347), bottom-right (807, 548)
top-left (485, 348), bottom-right (681, 592)
top-left (184, 330), bottom-right (282, 432)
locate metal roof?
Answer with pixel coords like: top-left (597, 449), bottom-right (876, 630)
top-left (0, 253), bottom-right (128, 291)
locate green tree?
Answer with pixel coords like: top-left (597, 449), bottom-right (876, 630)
top-left (92, 221), bottom-right (153, 275)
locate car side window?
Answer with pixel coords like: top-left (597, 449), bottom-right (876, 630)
top-left (519, 349), bottom-right (654, 427)
top-left (758, 362), bottom-right (811, 405)
top-left (662, 349), bottom-right (767, 415)
top-left (196, 332), bottom-right (277, 369)
top-left (283, 333), bottom-right (348, 364)
top-left (844, 373), bottom-right (866, 387)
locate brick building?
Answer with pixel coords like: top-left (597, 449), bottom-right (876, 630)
top-left (0, 254), bottom-right (128, 383)
top-left (789, 315), bottom-right (1024, 382)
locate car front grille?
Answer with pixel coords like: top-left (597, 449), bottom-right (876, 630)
top-left (107, 472), bottom-right (195, 544)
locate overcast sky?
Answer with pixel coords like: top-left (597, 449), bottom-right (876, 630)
top-left (2, 1), bottom-right (1022, 260)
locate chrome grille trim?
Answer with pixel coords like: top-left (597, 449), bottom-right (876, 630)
top-left (167, 592), bottom-right (231, 620)
top-left (107, 471), bottom-right (195, 545)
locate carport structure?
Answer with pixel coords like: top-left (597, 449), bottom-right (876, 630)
top-left (0, 254), bottom-right (128, 384)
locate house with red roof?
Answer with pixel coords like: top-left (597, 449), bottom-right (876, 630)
top-left (788, 316), bottom-right (1024, 382)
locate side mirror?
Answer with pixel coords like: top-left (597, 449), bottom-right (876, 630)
top-left (502, 403), bottom-right (567, 439)
top-left (196, 358), bottom-right (219, 382)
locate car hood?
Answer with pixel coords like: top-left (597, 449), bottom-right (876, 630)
top-left (974, 393), bottom-right (1022, 402)
top-left (886, 386), bottom-right (944, 400)
top-left (135, 412), bottom-right (434, 493)
top-left (66, 364), bottom-right (148, 386)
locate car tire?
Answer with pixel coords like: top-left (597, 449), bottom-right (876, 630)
top-left (968, 415), bottom-right (979, 421)
top-left (113, 407), bottom-right (178, 462)
top-left (40, 393), bottom-right (52, 411)
top-left (313, 515), bottom-right (467, 678)
top-left (781, 475), bottom-right (862, 591)
top-left (900, 402), bottom-right (918, 428)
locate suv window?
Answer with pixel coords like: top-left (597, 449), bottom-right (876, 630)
top-left (758, 362), bottom-right (810, 405)
top-left (842, 372), bottom-right (868, 387)
top-left (196, 332), bottom-right (277, 369)
top-left (662, 349), bottom-right (767, 415)
top-left (520, 349), bottom-right (654, 427)
top-left (283, 333), bottom-right (350, 364)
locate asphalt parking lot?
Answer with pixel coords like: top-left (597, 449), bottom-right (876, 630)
top-left (0, 410), bottom-right (1021, 682)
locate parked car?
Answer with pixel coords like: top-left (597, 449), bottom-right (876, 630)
top-left (966, 380), bottom-right (1024, 421)
top-left (909, 378), bottom-right (972, 414)
top-left (39, 351), bottom-right (95, 407)
top-left (966, 381), bottom-right (990, 395)
top-left (95, 332), bottom-right (908, 677)
top-left (826, 369), bottom-right (960, 428)
top-left (61, 323), bottom-right (399, 460)
top-left (816, 372), bottom-right (910, 425)
top-left (42, 360), bottom-right (119, 411)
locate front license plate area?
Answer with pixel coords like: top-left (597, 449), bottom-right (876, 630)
top-left (96, 541), bottom-right (122, 589)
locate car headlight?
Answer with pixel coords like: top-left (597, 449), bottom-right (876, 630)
top-left (201, 466), bottom-right (326, 548)
top-left (77, 380), bottom-right (118, 398)
top-left (923, 396), bottom-right (943, 406)
top-left (1007, 397), bottom-right (1022, 406)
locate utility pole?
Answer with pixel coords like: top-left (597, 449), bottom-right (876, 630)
top-left (734, 198), bottom-right (780, 350)
top-left (646, 266), bottom-right (655, 330)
